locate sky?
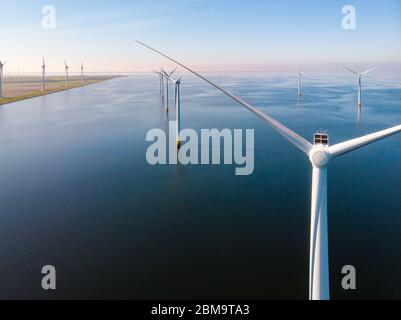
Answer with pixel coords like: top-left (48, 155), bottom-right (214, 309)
top-left (0, 0), bottom-right (401, 73)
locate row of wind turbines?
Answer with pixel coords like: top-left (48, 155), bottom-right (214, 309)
top-left (152, 64), bottom-right (374, 149)
top-left (0, 58), bottom-right (85, 98)
top-left (40, 58), bottom-right (85, 90)
top-left (135, 40), bottom-right (401, 301)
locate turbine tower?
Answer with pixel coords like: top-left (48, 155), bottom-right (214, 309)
top-left (136, 40), bottom-right (401, 300)
top-left (41, 57), bottom-right (46, 91)
top-left (298, 68), bottom-right (304, 97)
top-left (0, 60), bottom-right (6, 98)
top-left (174, 75), bottom-right (184, 148)
top-left (346, 67), bottom-right (376, 108)
top-left (81, 61), bottom-right (84, 85)
top-left (64, 60), bottom-right (69, 88)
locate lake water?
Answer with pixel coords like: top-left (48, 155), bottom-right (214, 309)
top-left (0, 74), bottom-right (400, 299)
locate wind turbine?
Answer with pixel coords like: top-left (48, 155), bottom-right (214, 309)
top-left (161, 67), bottom-right (177, 113)
top-left (64, 60), bottom-right (69, 88)
top-left (164, 72), bottom-right (185, 148)
top-left (298, 67), bottom-right (304, 97)
top-left (345, 67), bottom-right (376, 108)
top-left (41, 57), bottom-right (46, 91)
top-left (81, 61), bottom-right (84, 85)
top-left (135, 40), bottom-right (401, 300)
top-left (0, 60), bottom-right (6, 98)
top-left (153, 70), bottom-right (164, 100)
top-left (161, 69), bottom-right (165, 101)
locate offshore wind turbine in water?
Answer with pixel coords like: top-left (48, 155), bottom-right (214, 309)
top-left (161, 68), bottom-right (177, 113)
top-left (346, 67), bottom-right (376, 108)
top-left (0, 60), bottom-right (6, 98)
top-left (298, 68), bottom-right (304, 97)
top-left (153, 69), bottom-right (165, 100)
top-left (163, 71), bottom-right (185, 148)
top-left (135, 40), bottom-right (401, 300)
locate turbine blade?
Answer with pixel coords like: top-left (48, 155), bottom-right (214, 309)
top-left (329, 124), bottom-right (401, 157)
top-left (360, 67), bottom-right (376, 75)
top-left (135, 40), bottom-right (313, 154)
top-left (169, 67), bottom-right (177, 76)
top-left (345, 67), bottom-right (358, 75)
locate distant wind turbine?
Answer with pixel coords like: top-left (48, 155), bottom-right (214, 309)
top-left (164, 72), bottom-right (185, 148)
top-left (153, 70), bottom-right (165, 100)
top-left (161, 67), bottom-right (177, 113)
top-left (298, 68), bottom-right (304, 97)
top-left (135, 40), bottom-right (401, 300)
top-left (64, 61), bottom-right (69, 88)
top-left (0, 60), bottom-right (6, 98)
top-left (41, 57), bottom-right (46, 91)
top-left (345, 67), bottom-right (376, 108)
top-left (81, 61), bottom-right (84, 85)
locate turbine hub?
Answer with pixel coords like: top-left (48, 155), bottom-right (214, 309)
top-left (309, 147), bottom-right (330, 167)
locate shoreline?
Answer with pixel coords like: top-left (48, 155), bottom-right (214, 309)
top-left (0, 76), bottom-right (123, 106)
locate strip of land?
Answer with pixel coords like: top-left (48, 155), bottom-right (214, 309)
top-left (0, 75), bottom-right (122, 105)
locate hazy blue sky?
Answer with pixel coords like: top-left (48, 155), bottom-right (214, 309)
top-left (1, 0), bottom-right (401, 73)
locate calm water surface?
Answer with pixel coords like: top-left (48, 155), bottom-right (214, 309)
top-left (0, 74), bottom-right (400, 299)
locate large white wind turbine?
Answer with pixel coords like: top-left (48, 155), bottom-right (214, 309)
top-left (298, 68), bottom-right (304, 97)
top-left (0, 60), bottom-right (6, 98)
top-left (64, 61), bottom-right (69, 88)
top-left (136, 40), bottom-right (401, 300)
top-left (81, 61), bottom-right (84, 85)
top-left (41, 57), bottom-right (46, 91)
top-left (346, 67), bottom-right (376, 108)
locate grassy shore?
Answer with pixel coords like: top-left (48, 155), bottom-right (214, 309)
top-left (0, 75), bottom-right (121, 105)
